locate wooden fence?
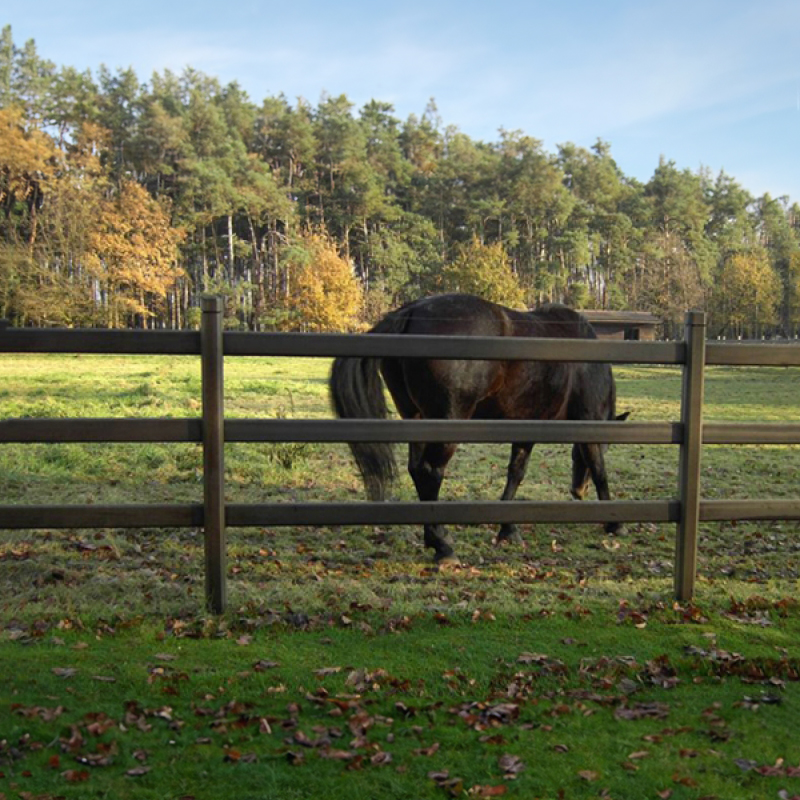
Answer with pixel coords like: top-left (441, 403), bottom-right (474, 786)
top-left (2, 295), bottom-right (800, 613)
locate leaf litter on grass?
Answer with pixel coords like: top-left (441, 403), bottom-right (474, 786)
top-left (3, 361), bottom-right (800, 796)
top-left (4, 603), bottom-right (800, 799)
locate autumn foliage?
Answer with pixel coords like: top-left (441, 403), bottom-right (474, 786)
top-left (86, 180), bottom-right (185, 327)
top-left (279, 233), bottom-right (363, 331)
top-left (440, 238), bottom-right (525, 308)
top-left (2, 24), bottom-right (800, 333)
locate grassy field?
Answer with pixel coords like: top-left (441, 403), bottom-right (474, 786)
top-left (1, 354), bottom-right (800, 799)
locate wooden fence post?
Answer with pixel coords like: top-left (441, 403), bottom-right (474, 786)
top-left (201, 295), bottom-right (226, 613)
top-left (674, 310), bottom-right (706, 601)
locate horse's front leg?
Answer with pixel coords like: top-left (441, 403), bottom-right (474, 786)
top-left (572, 442), bottom-right (623, 534)
top-left (496, 442), bottom-right (534, 545)
top-left (408, 442), bottom-right (459, 563)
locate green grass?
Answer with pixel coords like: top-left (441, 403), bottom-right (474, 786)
top-left (1, 355), bottom-right (800, 798)
top-left (4, 610), bottom-right (800, 799)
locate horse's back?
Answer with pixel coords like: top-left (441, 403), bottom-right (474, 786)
top-left (378, 294), bottom-right (595, 341)
top-left (401, 293), bottom-right (511, 337)
top-left (519, 304), bottom-right (597, 340)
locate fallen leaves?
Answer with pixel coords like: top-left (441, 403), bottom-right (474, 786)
top-left (468, 784), bottom-right (507, 796)
top-left (498, 753), bottom-right (525, 779)
top-left (614, 701), bottom-right (670, 721)
top-left (61, 768), bottom-right (90, 782)
top-left (451, 701), bottom-right (520, 730)
top-left (253, 658), bottom-right (280, 671)
top-left (735, 757), bottom-right (800, 777)
top-left (11, 704), bottom-right (65, 722)
top-left (285, 750), bottom-right (304, 766)
top-left (617, 599), bottom-right (648, 628)
top-left (51, 667), bottom-right (77, 679)
top-left (370, 750), bottom-right (392, 766)
top-left (429, 770), bottom-right (464, 797)
top-left (413, 742), bottom-right (440, 757)
top-left (5, 593), bottom-right (800, 800)
top-left (685, 646), bottom-right (800, 684)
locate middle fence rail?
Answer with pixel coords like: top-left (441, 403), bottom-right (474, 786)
top-left (3, 297), bottom-right (800, 613)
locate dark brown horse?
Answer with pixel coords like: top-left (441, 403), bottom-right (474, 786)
top-left (329, 293), bottom-right (626, 562)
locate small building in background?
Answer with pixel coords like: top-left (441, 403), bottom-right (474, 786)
top-left (580, 310), bottom-right (661, 341)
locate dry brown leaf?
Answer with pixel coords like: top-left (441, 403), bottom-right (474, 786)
top-left (52, 667), bottom-right (78, 678)
top-left (499, 753), bottom-right (525, 777)
top-left (62, 769), bottom-right (90, 782)
top-left (320, 749), bottom-right (357, 761)
top-left (253, 659), bottom-right (280, 671)
top-left (313, 667), bottom-right (342, 677)
top-left (468, 786), bottom-right (507, 797)
top-left (413, 742), bottom-right (441, 757)
top-left (126, 766), bottom-right (151, 777)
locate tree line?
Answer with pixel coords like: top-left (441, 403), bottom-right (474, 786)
top-left (2, 24), bottom-right (799, 337)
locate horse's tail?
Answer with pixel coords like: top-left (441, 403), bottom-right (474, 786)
top-left (329, 307), bottom-right (411, 501)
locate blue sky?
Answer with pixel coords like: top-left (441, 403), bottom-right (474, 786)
top-left (5, 0), bottom-right (800, 201)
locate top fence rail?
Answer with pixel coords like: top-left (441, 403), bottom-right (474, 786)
top-left (0, 328), bottom-right (677, 363)
top-left (3, 327), bottom-right (800, 366)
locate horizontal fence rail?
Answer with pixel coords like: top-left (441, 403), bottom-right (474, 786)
top-left (0, 329), bottom-right (201, 355)
top-left (706, 342), bottom-right (800, 367)
top-left (6, 419), bottom-right (800, 446)
top-left (5, 499), bottom-right (800, 531)
top-left (2, 300), bottom-right (799, 612)
top-left (0, 504), bottom-right (203, 528)
top-left (1, 327), bottom-right (682, 363)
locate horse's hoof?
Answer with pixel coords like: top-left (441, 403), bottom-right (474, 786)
top-left (493, 534), bottom-right (526, 550)
top-left (436, 554), bottom-right (461, 570)
top-left (605, 523), bottom-right (625, 536)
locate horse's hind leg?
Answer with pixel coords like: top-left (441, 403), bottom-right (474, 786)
top-left (573, 443), bottom-right (622, 534)
top-left (408, 441), bottom-right (459, 562)
top-left (496, 442), bottom-right (534, 545)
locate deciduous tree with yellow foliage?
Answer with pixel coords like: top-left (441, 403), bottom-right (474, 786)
top-left (439, 237), bottom-right (525, 307)
top-left (279, 233), bottom-right (363, 331)
top-left (709, 251), bottom-right (780, 337)
top-left (86, 180), bottom-right (185, 327)
top-left (0, 105), bottom-right (59, 247)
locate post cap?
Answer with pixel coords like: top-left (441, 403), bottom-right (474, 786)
top-left (201, 295), bottom-right (224, 313)
top-left (685, 310), bottom-right (706, 326)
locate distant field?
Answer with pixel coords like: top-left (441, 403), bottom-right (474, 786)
top-left (2, 355), bottom-right (800, 799)
top-left (1, 354), bottom-right (799, 618)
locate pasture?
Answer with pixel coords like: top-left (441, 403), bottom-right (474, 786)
top-left (1, 354), bottom-right (800, 799)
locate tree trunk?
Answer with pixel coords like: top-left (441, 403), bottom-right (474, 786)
top-left (248, 214), bottom-right (263, 329)
top-left (227, 214), bottom-right (235, 277)
top-left (201, 226), bottom-right (209, 292)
